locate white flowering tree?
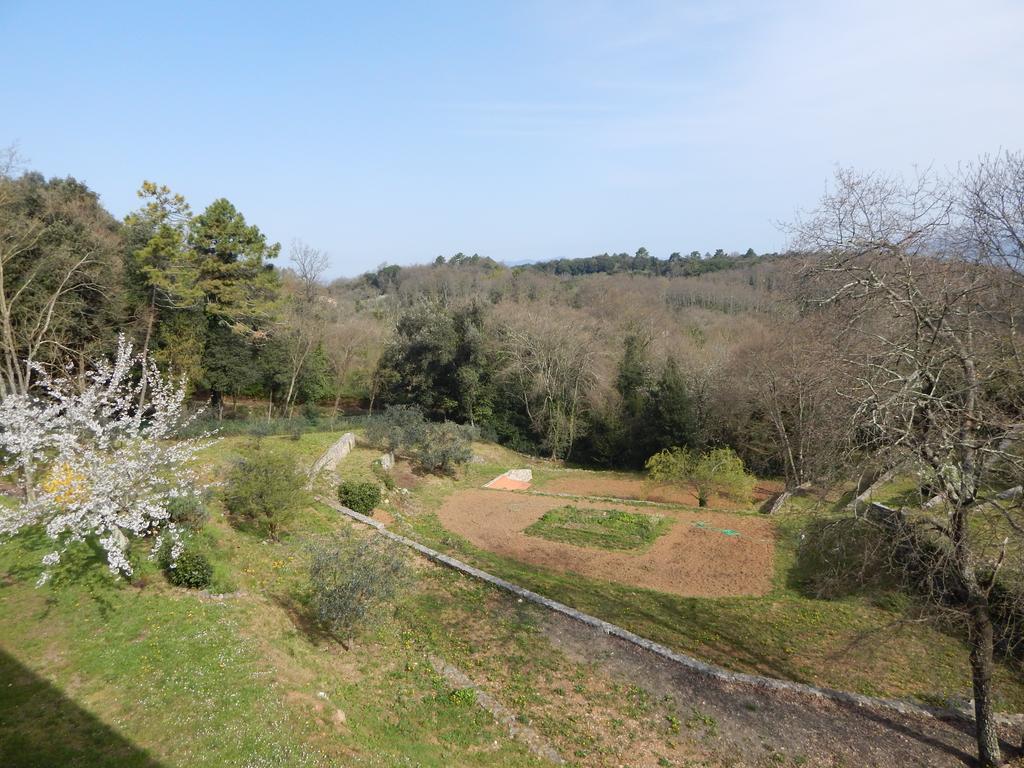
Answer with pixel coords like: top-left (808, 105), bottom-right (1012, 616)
top-left (0, 336), bottom-right (213, 584)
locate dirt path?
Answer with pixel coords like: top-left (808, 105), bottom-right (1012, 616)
top-left (436, 488), bottom-right (774, 597)
top-left (542, 610), bottom-right (1022, 767)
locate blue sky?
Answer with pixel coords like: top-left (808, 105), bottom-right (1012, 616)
top-left (3, 1), bottom-right (1022, 277)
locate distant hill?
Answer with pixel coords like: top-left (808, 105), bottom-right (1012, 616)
top-left (523, 248), bottom-right (777, 277)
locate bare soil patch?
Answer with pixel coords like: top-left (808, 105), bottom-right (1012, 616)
top-left (437, 489), bottom-right (773, 597)
top-left (390, 459), bottom-right (422, 490)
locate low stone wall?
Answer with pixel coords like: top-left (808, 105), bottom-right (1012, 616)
top-left (317, 495), bottom-right (1018, 728)
top-left (308, 432), bottom-right (356, 480)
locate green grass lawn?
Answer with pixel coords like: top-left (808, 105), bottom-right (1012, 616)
top-left (524, 505), bottom-right (671, 551)
top-left (0, 432), bottom-right (549, 767)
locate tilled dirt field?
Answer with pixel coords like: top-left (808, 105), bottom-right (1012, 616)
top-left (535, 472), bottom-right (781, 508)
top-left (436, 488), bottom-right (774, 596)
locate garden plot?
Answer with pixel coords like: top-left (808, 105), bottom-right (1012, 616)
top-left (437, 488), bottom-right (773, 597)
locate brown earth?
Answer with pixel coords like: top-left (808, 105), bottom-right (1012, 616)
top-left (536, 472), bottom-right (782, 509)
top-left (389, 459), bottom-right (423, 490)
top-left (436, 488), bottom-right (774, 597)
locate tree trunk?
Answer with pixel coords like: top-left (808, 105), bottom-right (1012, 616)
top-left (970, 603), bottom-right (1002, 767)
top-left (22, 461), bottom-right (35, 503)
top-left (284, 371), bottom-right (299, 419)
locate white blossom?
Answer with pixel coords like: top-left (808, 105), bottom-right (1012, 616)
top-left (0, 335), bottom-right (216, 583)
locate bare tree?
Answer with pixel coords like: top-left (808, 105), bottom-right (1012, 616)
top-left (274, 242), bottom-right (332, 416)
top-left (730, 320), bottom-right (845, 489)
top-left (794, 159), bottom-right (1024, 767)
top-left (497, 307), bottom-right (599, 459)
top-left (322, 308), bottom-right (385, 418)
top-left (290, 240), bottom-right (329, 305)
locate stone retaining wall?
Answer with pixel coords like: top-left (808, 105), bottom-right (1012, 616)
top-left (308, 432), bottom-right (356, 480)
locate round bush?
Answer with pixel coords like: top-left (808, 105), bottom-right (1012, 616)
top-left (223, 447), bottom-right (306, 540)
top-left (338, 480), bottom-right (382, 515)
top-left (165, 549), bottom-right (213, 590)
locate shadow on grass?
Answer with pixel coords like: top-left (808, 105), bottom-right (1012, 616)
top-left (832, 695), bottom-right (1022, 767)
top-left (0, 648), bottom-right (164, 768)
top-left (268, 591), bottom-right (339, 647)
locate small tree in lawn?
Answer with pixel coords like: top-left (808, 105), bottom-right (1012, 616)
top-left (308, 531), bottom-right (408, 646)
top-left (223, 445), bottom-right (307, 540)
top-left (0, 336), bottom-right (212, 584)
top-left (646, 447), bottom-right (755, 507)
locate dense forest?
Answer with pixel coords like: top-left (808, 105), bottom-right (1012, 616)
top-left (0, 155), bottom-right (808, 480)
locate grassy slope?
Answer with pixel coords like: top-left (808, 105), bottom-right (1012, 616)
top-left (0, 433), bottom-right (712, 768)
top-left (0, 434), bottom-right (543, 767)
top-left (399, 442), bottom-right (1024, 712)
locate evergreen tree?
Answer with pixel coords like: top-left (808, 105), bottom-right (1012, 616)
top-left (189, 198), bottom-right (280, 333)
top-left (375, 301), bottom-right (494, 423)
top-left (642, 358), bottom-right (697, 454)
top-left (201, 323), bottom-right (259, 415)
top-left (188, 199), bottom-right (281, 406)
top-left (124, 182), bottom-right (200, 401)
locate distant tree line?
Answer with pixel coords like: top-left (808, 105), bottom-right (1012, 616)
top-left (526, 246), bottom-right (773, 277)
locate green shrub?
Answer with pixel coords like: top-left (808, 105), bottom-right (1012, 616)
top-left (165, 494), bottom-right (208, 530)
top-left (646, 446), bottom-right (755, 507)
top-left (338, 480), bottom-right (382, 515)
top-left (366, 406), bottom-right (475, 475)
top-left (223, 446), bottom-right (307, 539)
top-left (302, 402), bottom-right (320, 423)
top-left (365, 405), bottom-right (427, 453)
top-left (165, 548), bottom-right (213, 589)
top-left (308, 532), bottom-right (409, 641)
top-left (413, 422), bottom-right (475, 475)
